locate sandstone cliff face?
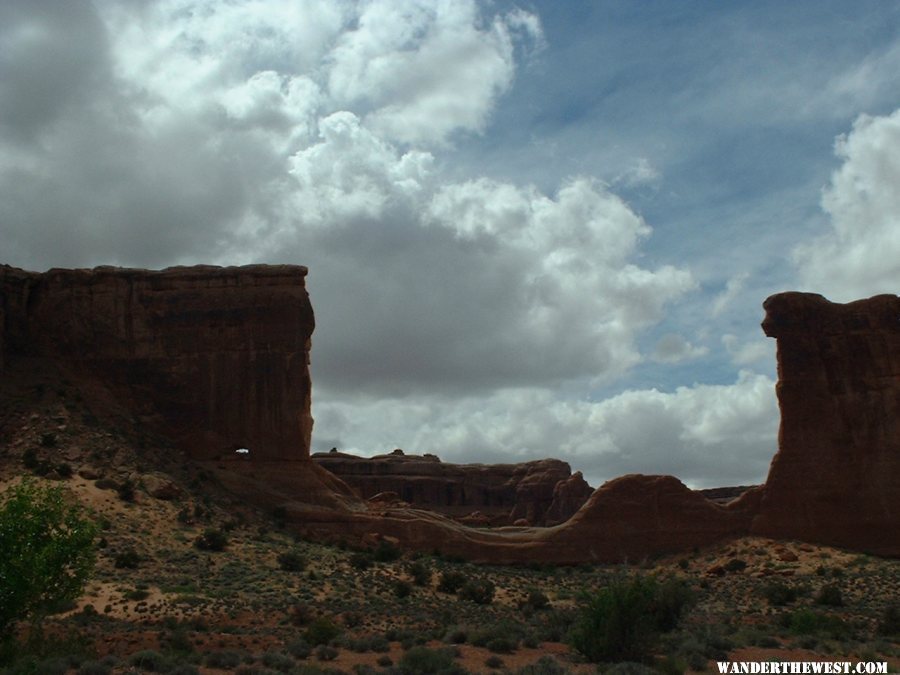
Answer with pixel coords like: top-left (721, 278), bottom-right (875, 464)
top-left (0, 264), bottom-right (314, 460)
top-left (752, 292), bottom-right (900, 556)
top-left (312, 451), bottom-right (591, 525)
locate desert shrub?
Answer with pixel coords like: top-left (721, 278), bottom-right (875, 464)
top-left (437, 570), bottom-right (467, 594)
top-left (603, 663), bottom-right (658, 675)
top-left (277, 550), bottom-right (307, 572)
top-left (458, 578), bottom-right (495, 605)
top-left (469, 621), bottom-right (522, 652)
top-left (40, 433), bottom-right (58, 448)
top-left (762, 581), bottom-right (798, 606)
top-left (342, 611), bottom-right (363, 628)
top-left (408, 560), bottom-right (432, 586)
top-left (372, 540), bottom-right (401, 562)
top-left (77, 661), bottom-right (112, 675)
top-left (194, 528), bottom-right (228, 552)
top-left (349, 552), bottom-right (373, 570)
top-left (877, 602), bottom-right (900, 636)
top-left (653, 578), bottom-right (695, 631)
top-left (315, 644), bottom-right (338, 661)
top-left (289, 602), bottom-right (314, 626)
top-left (125, 588), bottom-right (150, 601)
top-left (114, 548), bottom-right (142, 569)
top-left (0, 480), bottom-right (97, 644)
top-left (55, 463), bottom-right (73, 478)
top-left (398, 646), bottom-right (460, 674)
top-left (305, 617), bottom-right (341, 646)
top-left (395, 579), bottom-right (413, 599)
top-left (262, 651), bottom-right (294, 673)
top-left (723, 558), bottom-right (747, 573)
top-left (22, 448), bottom-right (40, 470)
top-left (523, 588), bottom-right (550, 612)
top-left (784, 609), bottom-right (847, 638)
top-left (444, 627), bottom-right (467, 644)
top-left (568, 575), bottom-right (692, 663)
top-left (286, 638), bottom-right (311, 659)
top-left (169, 666), bottom-right (198, 675)
top-left (204, 651), bottom-right (243, 668)
top-left (128, 650), bottom-right (171, 672)
top-left (116, 479), bottom-right (135, 503)
top-left (485, 655), bottom-right (504, 669)
top-left (514, 655), bottom-right (571, 674)
top-left (814, 584), bottom-right (844, 607)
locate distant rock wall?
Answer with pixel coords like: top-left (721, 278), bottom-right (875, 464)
top-left (312, 451), bottom-right (592, 525)
top-left (752, 292), bottom-right (900, 555)
top-left (0, 264), bottom-right (315, 460)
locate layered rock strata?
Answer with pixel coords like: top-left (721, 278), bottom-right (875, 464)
top-left (0, 264), bottom-right (314, 460)
top-left (311, 450), bottom-right (591, 525)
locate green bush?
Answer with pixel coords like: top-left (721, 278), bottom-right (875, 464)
top-left (0, 480), bottom-right (97, 644)
top-left (305, 617), bottom-right (341, 646)
top-left (408, 560), bottom-right (432, 586)
top-left (114, 548), bottom-right (142, 569)
top-left (458, 578), bottom-right (495, 605)
top-left (784, 609), bottom-right (847, 638)
top-left (762, 581), bottom-right (798, 606)
top-left (398, 646), bottom-right (460, 674)
top-left (395, 579), bottom-right (413, 599)
top-left (814, 584), bottom-right (844, 607)
top-left (128, 650), bottom-right (171, 672)
top-left (568, 575), bottom-right (692, 663)
top-left (204, 651), bottom-right (243, 668)
top-left (194, 528), bottom-right (228, 552)
top-left (437, 570), bottom-right (467, 594)
top-left (513, 655), bottom-right (570, 674)
top-left (372, 540), bottom-right (401, 562)
top-left (277, 550), bottom-right (307, 572)
top-left (878, 602), bottom-right (900, 636)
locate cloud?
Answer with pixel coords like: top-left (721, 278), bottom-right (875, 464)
top-left (328, 1), bottom-right (542, 146)
top-left (315, 370), bottom-right (778, 489)
top-left (651, 334), bottom-right (708, 364)
top-left (722, 334), bottom-right (773, 367)
top-left (794, 109), bottom-right (900, 301)
top-left (283, 119), bottom-right (695, 393)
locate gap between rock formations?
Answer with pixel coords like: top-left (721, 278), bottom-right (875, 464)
top-left (1, 264), bottom-right (897, 563)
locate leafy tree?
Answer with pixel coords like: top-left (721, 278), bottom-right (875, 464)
top-left (0, 480), bottom-right (97, 643)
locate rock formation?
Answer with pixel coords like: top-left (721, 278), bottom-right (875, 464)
top-left (4, 264), bottom-right (898, 562)
top-left (750, 292), bottom-right (900, 556)
top-left (312, 451), bottom-right (591, 525)
top-left (0, 264), bottom-right (314, 460)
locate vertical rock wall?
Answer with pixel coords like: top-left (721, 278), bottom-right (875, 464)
top-left (753, 292), bottom-right (900, 555)
top-left (0, 264), bottom-right (315, 460)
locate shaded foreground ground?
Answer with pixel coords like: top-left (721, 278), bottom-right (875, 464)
top-left (2, 466), bottom-right (900, 673)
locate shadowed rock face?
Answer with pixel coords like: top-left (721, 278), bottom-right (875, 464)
top-left (4, 265), bottom-right (897, 562)
top-left (0, 264), bottom-right (314, 460)
top-left (311, 451), bottom-right (591, 525)
top-left (752, 292), bottom-right (900, 556)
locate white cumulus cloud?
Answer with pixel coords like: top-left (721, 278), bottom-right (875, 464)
top-left (794, 109), bottom-right (900, 301)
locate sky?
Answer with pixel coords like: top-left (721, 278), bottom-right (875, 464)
top-left (2, 1), bottom-right (900, 489)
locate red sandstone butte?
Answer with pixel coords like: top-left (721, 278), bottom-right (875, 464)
top-left (312, 450), bottom-right (591, 525)
top-left (751, 292), bottom-right (900, 556)
top-left (0, 264), bottom-right (314, 460)
top-left (4, 264), bottom-right (899, 562)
